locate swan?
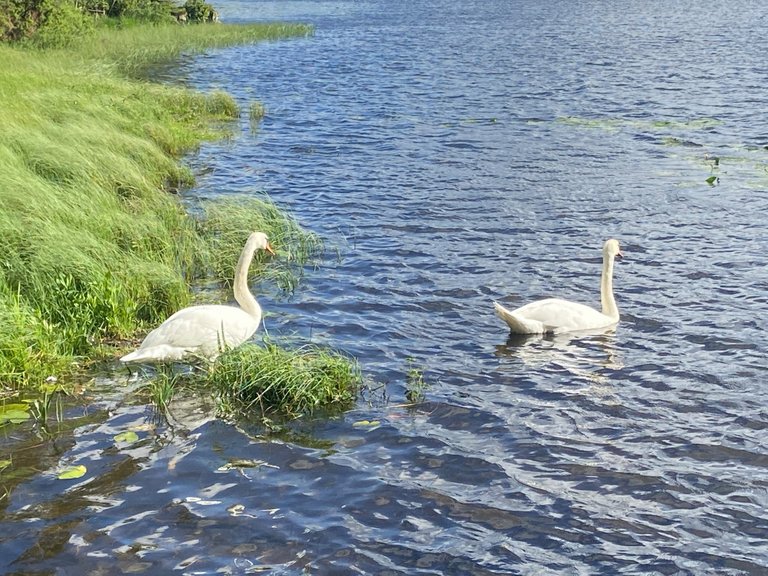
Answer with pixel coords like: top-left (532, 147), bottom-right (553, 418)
top-left (494, 239), bottom-right (623, 335)
top-left (120, 231), bottom-right (275, 363)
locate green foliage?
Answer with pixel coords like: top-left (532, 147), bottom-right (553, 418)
top-left (32, 0), bottom-right (94, 48)
top-left (404, 358), bottom-right (429, 404)
top-left (0, 18), bottom-right (317, 392)
top-left (0, 0), bottom-right (94, 46)
top-left (0, 0), bottom-right (44, 42)
top-left (208, 342), bottom-right (362, 419)
top-left (200, 197), bottom-right (324, 293)
top-left (183, 0), bottom-right (218, 22)
top-left (106, 0), bottom-right (176, 22)
top-left (249, 102), bottom-right (265, 123)
top-left (0, 289), bottom-right (71, 388)
top-left (142, 368), bottom-right (179, 414)
top-left (81, 20), bottom-right (313, 78)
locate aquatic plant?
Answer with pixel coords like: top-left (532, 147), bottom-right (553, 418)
top-left (142, 368), bottom-right (180, 415)
top-left (249, 102), bottom-right (266, 122)
top-left (79, 20), bottom-right (314, 78)
top-left (208, 342), bottom-right (362, 419)
top-left (404, 358), bottom-right (429, 404)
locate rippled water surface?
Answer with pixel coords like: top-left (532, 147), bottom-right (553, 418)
top-left (3, 0), bottom-right (768, 574)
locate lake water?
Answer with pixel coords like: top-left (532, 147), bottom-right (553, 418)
top-left (2, 0), bottom-right (768, 574)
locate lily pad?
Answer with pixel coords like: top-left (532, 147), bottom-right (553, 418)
top-left (352, 419), bottom-right (381, 427)
top-left (0, 404), bottom-right (31, 425)
top-left (114, 431), bottom-right (139, 444)
top-left (57, 465), bottom-right (87, 480)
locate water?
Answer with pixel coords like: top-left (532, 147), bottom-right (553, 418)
top-left (2, 0), bottom-right (768, 573)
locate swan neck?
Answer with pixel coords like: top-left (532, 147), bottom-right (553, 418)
top-left (600, 253), bottom-right (619, 319)
top-left (233, 241), bottom-right (261, 318)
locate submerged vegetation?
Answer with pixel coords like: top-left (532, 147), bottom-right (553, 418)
top-left (0, 1), bottom-right (351, 421)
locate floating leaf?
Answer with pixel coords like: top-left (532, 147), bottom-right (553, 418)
top-left (706, 175), bottom-right (719, 185)
top-left (114, 431), bottom-right (139, 444)
top-left (0, 405), bottom-right (31, 425)
top-left (352, 420), bottom-right (380, 427)
top-left (58, 465), bottom-right (87, 480)
top-left (2, 403), bottom-right (29, 411)
top-left (217, 459), bottom-right (268, 471)
top-left (229, 459), bottom-right (265, 468)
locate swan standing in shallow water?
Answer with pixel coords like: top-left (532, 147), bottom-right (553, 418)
top-left (494, 239), bottom-right (623, 335)
top-left (120, 231), bottom-right (275, 364)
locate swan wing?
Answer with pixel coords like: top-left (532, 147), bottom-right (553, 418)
top-left (494, 301), bottom-right (547, 334)
top-left (495, 298), bottom-right (615, 335)
top-left (122, 305), bottom-right (261, 362)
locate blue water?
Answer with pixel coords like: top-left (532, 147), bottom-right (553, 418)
top-left (2, 0), bottom-right (768, 574)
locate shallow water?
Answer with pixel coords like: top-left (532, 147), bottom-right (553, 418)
top-left (2, 0), bottom-right (768, 574)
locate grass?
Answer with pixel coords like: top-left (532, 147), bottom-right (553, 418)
top-left (141, 368), bottom-right (179, 416)
top-left (137, 340), bottom-right (362, 422)
top-left (200, 196), bottom-right (324, 293)
top-left (208, 342), bottom-right (362, 419)
top-left (0, 20), bottom-right (315, 391)
top-left (77, 20), bottom-right (314, 78)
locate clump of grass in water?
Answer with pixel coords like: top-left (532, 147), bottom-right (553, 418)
top-left (207, 342), bottom-right (362, 419)
top-left (141, 368), bottom-right (181, 415)
top-left (249, 102), bottom-right (266, 122)
top-left (200, 196), bottom-right (324, 293)
top-left (404, 358), bottom-right (430, 404)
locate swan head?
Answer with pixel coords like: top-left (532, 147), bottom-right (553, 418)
top-left (247, 231), bottom-right (276, 256)
top-left (603, 238), bottom-right (623, 260)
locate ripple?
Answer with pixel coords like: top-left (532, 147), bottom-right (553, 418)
top-left (5, 0), bottom-right (768, 573)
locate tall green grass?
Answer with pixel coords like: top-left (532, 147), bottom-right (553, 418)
top-left (200, 197), bottom-right (324, 292)
top-left (0, 21), bottom-right (314, 389)
top-left (208, 343), bottom-right (362, 419)
top-left (78, 21), bottom-right (314, 77)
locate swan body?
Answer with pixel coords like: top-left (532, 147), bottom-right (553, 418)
top-left (120, 231), bottom-right (275, 363)
top-left (494, 239), bottom-right (623, 335)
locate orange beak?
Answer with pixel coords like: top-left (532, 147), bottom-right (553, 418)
top-left (265, 242), bottom-right (276, 256)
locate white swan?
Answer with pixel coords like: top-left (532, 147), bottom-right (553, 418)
top-left (120, 231), bottom-right (275, 363)
top-left (494, 239), bottom-right (623, 335)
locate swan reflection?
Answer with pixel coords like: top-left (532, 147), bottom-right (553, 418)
top-left (495, 329), bottom-right (623, 391)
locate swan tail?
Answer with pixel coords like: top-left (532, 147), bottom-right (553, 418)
top-left (493, 301), bottom-right (544, 335)
top-left (119, 350), bottom-right (143, 363)
top-left (120, 345), bottom-right (189, 363)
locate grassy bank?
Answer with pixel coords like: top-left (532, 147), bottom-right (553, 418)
top-left (0, 21), bottom-right (328, 394)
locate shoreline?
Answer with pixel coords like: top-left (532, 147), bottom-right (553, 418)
top-left (0, 21), bottom-right (313, 394)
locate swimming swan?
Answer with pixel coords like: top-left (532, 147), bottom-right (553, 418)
top-left (494, 239), bottom-right (623, 335)
top-left (120, 231), bottom-right (275, 363)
